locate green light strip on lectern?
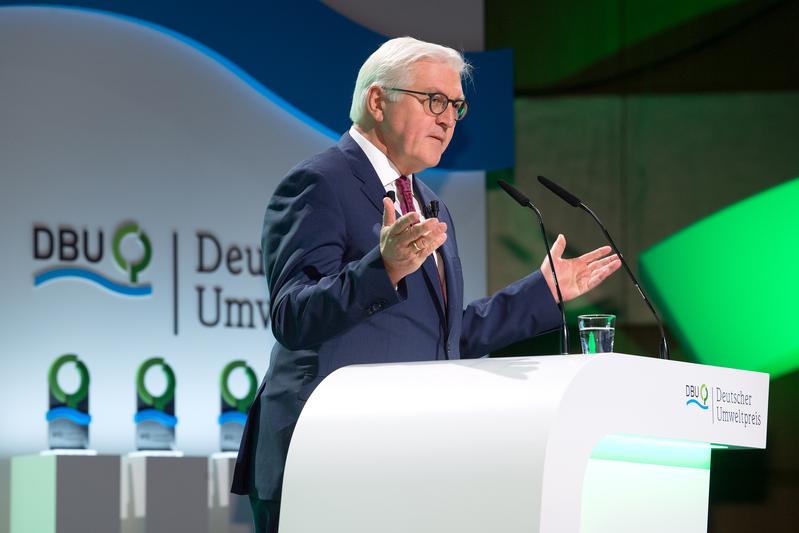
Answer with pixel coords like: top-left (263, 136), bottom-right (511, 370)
top-left (582, 434), bottom-right (717, 532)
top-left (640, 177), bottom-right (799, 378)
top-left (591, 435), bottom-right (717, 470)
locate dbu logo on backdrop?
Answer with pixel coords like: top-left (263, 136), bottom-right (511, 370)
top-left (33, 222), bottom-right (153, 296)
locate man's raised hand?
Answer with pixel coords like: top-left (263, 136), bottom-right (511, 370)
top-left (380, 197), bottom-right (447, 286)
top-left (540, 234), bottom-right (621, 302)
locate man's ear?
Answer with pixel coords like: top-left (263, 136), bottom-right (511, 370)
top-left (365, 85), bottom-right (385, 123)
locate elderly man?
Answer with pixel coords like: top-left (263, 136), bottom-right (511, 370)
top-left (232, 37), bottom-right (620, 532)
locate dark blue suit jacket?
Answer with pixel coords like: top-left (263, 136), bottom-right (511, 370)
top-left (232, 132), bottom-right (561, 500)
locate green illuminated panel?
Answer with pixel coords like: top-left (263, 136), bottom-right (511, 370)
top-left (591, 434), bottom-right (712, 469)
top-left (581, 435), bottom-right (712, 533)
top-left (640, 178), bottom-right (799, 377)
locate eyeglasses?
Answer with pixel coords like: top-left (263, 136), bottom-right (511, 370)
top-left (383, 87), bottom-right (468, 121)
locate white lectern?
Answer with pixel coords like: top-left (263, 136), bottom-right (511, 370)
top-left (279, 353), bottom-right (768, 533)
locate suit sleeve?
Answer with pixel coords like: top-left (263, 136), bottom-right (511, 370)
top-left (459, 271), bottom-right (563, 358)
top-left (264, 167), bottom-right (401, 351)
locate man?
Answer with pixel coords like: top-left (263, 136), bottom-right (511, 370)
top-left (232, 37), bottom-right (620, 532)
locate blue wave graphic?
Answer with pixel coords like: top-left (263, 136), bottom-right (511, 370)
top-left (46, 406), bottom-right (92, 426)
top-left (686, 399), bottom-right (709, 410)
top-left (134, 409), bottom-right (178, 427)
top-left (34, 267), bottom-right (151, 296)
top-left (218, 411), bottom-right (248, 426)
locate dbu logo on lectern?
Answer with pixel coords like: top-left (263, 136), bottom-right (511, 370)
top-left (33, 222), bottom-right (153, 297)
top-left (685, 383), bottom-right (709, 410)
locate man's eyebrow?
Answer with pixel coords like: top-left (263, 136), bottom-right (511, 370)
top-left (422, 87), bottom-right (465, 99)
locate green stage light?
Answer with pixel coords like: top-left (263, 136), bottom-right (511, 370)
top-left (640, 178), bottom-right (799, 378)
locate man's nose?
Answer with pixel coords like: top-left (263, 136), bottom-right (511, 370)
top-left (436, 106), bottom-right (457, 127)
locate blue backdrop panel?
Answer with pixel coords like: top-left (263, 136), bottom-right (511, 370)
top-left (1, 0), bottom-right (513, 171)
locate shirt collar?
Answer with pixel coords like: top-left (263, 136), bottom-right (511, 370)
top-left (349, 125), bottom-right (412, 189)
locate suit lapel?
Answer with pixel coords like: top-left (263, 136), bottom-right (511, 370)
top-left (337, 133), bottom-right (386, 215)
top-left (414, 180), bottom-right (448, 318)
top-left (416, 179), bottom-right (463, 338)
top-left (441, 241), bottom-right (458, 340)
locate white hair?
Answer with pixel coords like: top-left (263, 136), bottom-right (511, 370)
top-left (349, 37), bottom-right (471, 126)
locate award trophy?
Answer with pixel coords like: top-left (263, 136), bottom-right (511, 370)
top-left (134, 357), bottom-right (177, 451)
top-left (46, 354), bottom-right (91, 449)
top-left (218, 360), bottom-right (257, 451)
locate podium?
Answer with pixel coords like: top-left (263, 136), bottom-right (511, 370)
top-left (279, 353), bottom-right (769, 533)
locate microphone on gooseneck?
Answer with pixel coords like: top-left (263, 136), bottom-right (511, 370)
top-left (497, 179), bottom-right (569, 355)
top-left (537, 175), bottom-right (670, 360)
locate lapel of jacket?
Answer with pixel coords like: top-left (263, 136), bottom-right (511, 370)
top-left (337, 132), bottom-right (386, 215)
top-left (414, 178), bottom-right (451, 322)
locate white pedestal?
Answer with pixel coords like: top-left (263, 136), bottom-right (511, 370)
top-left (10, 453), bottom-right (120, 533)
top-left (209, 453), bottom-right (254, 533)
top-left (121, 453), bottom-right (208, 533)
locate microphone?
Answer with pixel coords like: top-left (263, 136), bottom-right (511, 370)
top-left (428, 200), bottom-right (439, 219)
top-left (537, 175), bottom-right (670, 360)
top-left (385, 191), bottom-right (396, 203)
top-left (497, 179), bottom-right (569, 355)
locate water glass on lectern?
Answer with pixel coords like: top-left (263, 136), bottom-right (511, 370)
top-left (578, 314), bottom-right (616, 354)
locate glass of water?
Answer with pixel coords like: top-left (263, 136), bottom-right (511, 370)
top-left (578, 314), bottom-right (616, 354)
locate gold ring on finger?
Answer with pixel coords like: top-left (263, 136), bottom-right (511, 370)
top-left (412, 241), bottom-right (421, 251)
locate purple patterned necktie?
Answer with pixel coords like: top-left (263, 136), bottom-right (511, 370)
top-left (395, 175), bottom-right (447, 307)
top-left (395, 175), bottom-right (416, 215)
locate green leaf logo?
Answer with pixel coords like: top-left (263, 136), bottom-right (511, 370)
top-left (113, 224), bottom-right (151, 284)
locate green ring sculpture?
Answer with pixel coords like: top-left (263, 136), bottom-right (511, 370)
top-left (48, 354), bottom-right (90, 409)
top-left (136, 357), bottom-right (175, 412)
top-left (220, 360), bottom-right (258, 413)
